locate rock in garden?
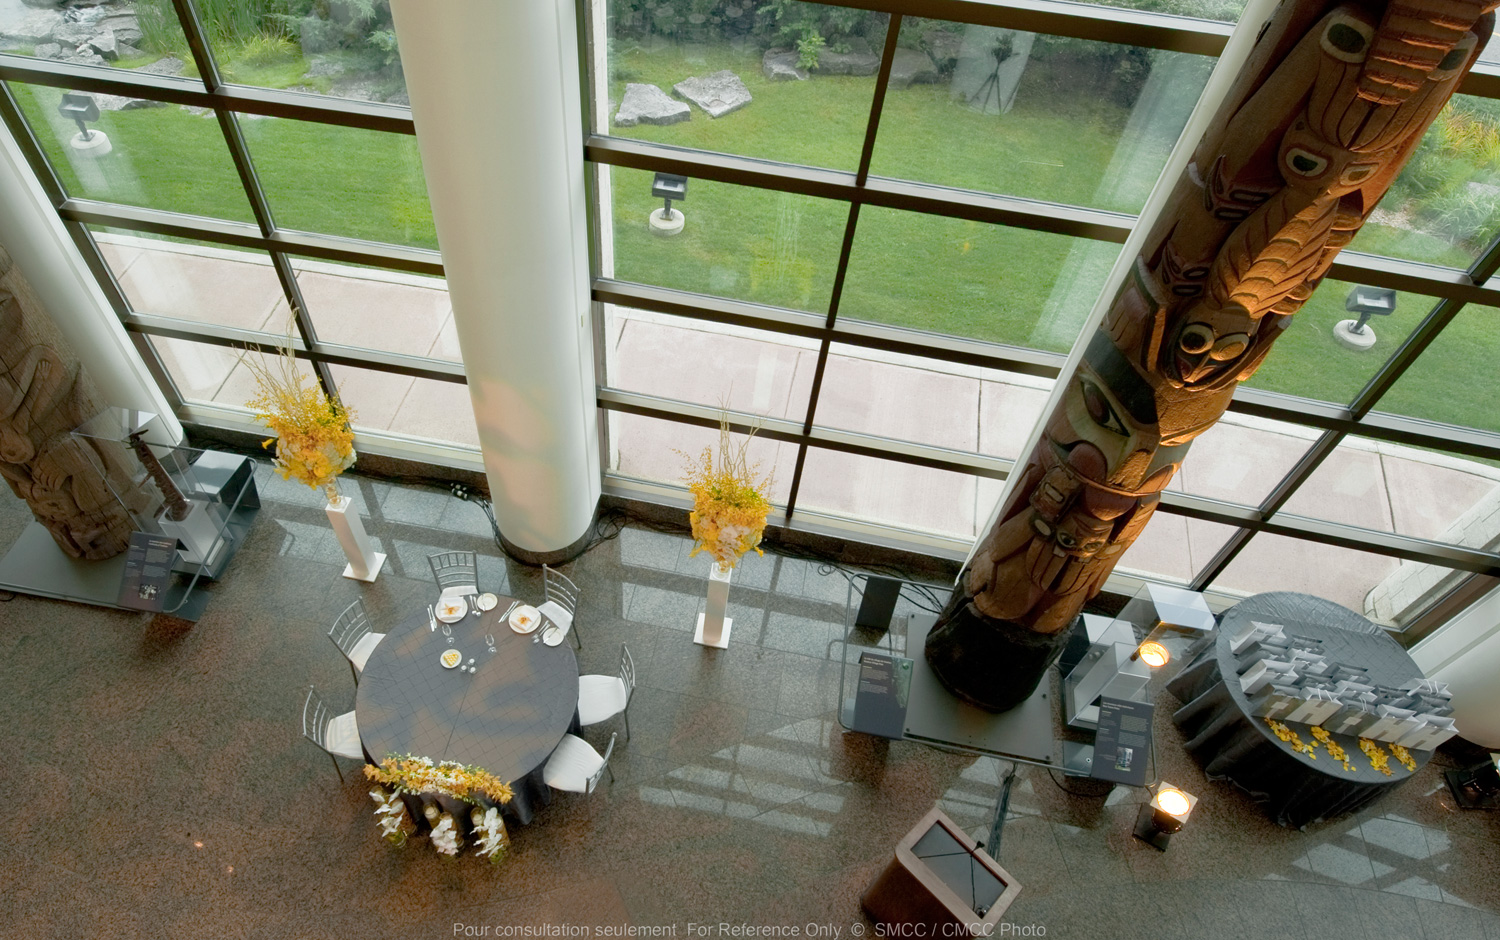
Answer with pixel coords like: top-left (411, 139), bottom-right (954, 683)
top-left (762, 49), bottom-right (807, 82)
top-left (97, 14), bottom-right (143, 46)
top-left (135, 56), bottom-right (186, 77)
top-left (887, 48), bottom-right (939, 89)
top-left (52, 22), bottom-right (95, 47)
top-left (33, 42), bottom-right (61, 58)
top-left (614, 83), bottom-right (690, 127)
top-left (20, 0), bottom-right (66, 8)
top-left (673, 70), bottom-right (751, 118)
top-left (924, 30), bottom-right (964, 68)
top-left (95, 92), bottom-right (168, 112)
top-left (815, 50), bottom-right (881, 76)
top-left (88, 30), bottom-right (118, 60)
top-left (2, 10), bottom-right (65, 45)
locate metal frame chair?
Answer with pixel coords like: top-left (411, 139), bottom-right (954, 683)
top-left (538, 564), bottom-right (581, 649)
top-left (542, 732), bottom-right (616, 794)
top-left (327, 597), bottom-right (385, 685)
top-left (301, 685), bottom-right (362, 783)
top-left (428, 550), bottom-right (479, 599)
top-left (578, 643), bottom-right (635, 740)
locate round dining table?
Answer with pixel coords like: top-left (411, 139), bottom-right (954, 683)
top-left (355, 593), bottom-right (579, 825)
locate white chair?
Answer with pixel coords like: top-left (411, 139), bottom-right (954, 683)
top-left (538, 564), bottom-right (581, 649)
top-left (578, 644), bottom-right (635, 740)
top-left (428, 550), bottom-right (478, 600)
top-left (301, 685), bottom-right (363, 783)
top-left (327, 597), bottom-right (384, 684)
top-left (542, 732), bottom-right (615, 794)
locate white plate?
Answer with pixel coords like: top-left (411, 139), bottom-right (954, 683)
top-left (542, 624), bottom-right (566, 647)
top-left (436, 597), bottom-right (468, 622)
top-left (440, 649), bottom-right (463, 669)
top-left (509, 604), bottom-right (541, 634)
top-left (476, 592), bottom-right (499, 611)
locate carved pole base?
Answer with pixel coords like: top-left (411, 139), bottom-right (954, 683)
top-left (924, 592), bottom-right (1076, 713)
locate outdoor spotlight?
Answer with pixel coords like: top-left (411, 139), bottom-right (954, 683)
top-left (58, 91), bottom-right (101, 139)
top-left (1132, 782), bottom-right (1198, 851)
top-left (57, 91), bottom-right (111, 157)
top-left (1136, 641), bottom-right (1170, 668)
top-left (651, 172), bottom-right (688, 217)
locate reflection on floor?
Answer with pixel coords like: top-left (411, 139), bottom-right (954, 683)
top-left (1, 471), bottom-right (1496, 939)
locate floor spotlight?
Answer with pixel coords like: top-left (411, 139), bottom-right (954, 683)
top-left (1133, 782), bottom-right (1197, 851)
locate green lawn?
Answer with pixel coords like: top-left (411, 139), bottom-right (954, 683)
top-left (10, 38), bottom-right (1498, 435)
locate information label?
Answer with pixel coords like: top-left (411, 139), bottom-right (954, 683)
top-left (850, 651), bottom-right (912, 740)
top-left (117, 531), bottom-right (177, 612)
top-left (1091, 696), bottom-right (1154, 787)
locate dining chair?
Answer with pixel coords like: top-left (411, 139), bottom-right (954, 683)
top-left (327, 597), bottom-right (385, 685)
top-left (578, 644), bottom-right (635, 740)
top-left (301, 685), bottom-right (363, 783)
top-left (542, 732), bottom-right (616, 794)
top-left (538, 564), bottom-right (582, 649)
top-left (428, 550), bottom-right (479, 599)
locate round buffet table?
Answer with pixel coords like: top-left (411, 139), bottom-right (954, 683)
top-left (1166, 592), bottom-right (1430, 829)
top-left (355, 595), bottom-right (579, 825)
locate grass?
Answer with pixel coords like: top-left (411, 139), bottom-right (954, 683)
top-left (11, 38), bottom-right (1498, 436)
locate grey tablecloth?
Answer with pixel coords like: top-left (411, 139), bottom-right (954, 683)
top-left (1168, 592), bottom-right (1429, 829)
top-left (356, 595), bottom-right (580, 825)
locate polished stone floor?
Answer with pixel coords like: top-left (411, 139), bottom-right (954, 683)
top-left (0, 469), bottom-right (1497, 940)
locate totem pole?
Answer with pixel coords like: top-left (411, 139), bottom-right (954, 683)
top-left (926, 0), bottom-right (1497, 711)
top-left (0, 249), bottom-right (153, 559)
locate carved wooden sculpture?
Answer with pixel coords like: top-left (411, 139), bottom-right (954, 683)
top-left (0, 250), bottom-right (151, 559)
top-left (926, 0), bottom-right (1497, 711)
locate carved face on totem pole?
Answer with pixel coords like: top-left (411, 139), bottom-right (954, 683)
top-left (928, 0), bottom-right (1496, 711)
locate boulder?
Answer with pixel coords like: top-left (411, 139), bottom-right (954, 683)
top-left (673, 70), bottom-right (750, 118)
top-left (614, 83), bottom-right (690, 127)
top-left (115, 42), bottom-right (142, 58)
top-left (95, 92), bottom-right (168, 112)
top-left (813, 49), bottom-right (881, 76)
top-left (20, 0), bottom-right (66, 7)
top-left (762, 49), bottom-right (807, 82)
top-left (135, 56), bottom-right (186, 77)
top-left (2, 10), bottom-right (66, 44)
top-left (33, 42), bottom-right (61, 59)
top-left (97, 14), bottom-right (143, 47)
top-left (52, 23), bottom-right (96, 46)
top-left (88, 30), bottom-right (118, 60)
top-left (924, 30), bottom-right (964, 69)
top-left (887, 48), bottom-right (939, 89)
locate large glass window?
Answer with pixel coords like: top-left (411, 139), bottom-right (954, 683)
top-left (9, 81), bottom-right (255, 222)
top-left (600, 0), bottom-right (888, 171)
top-left (869, 22), bottom-right (1211, 214)
top-left (839, 206), bottom-right (1120, 350)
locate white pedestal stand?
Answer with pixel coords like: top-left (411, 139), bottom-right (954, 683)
top-left (69, 130), bottom-right (111, 158)
top-left (1332, 319), bottom-right (1378, 350)
top-left (649, 207), bottom-right (685, 236)
top-left (326, 496), bottom-right (386, 582)
top-left (694, 561), bottom-right (733, 648)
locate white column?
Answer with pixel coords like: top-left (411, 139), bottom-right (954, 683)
top-left (0, 128), bottom-right (182, 444)
top-left (1411, 584), bottom-right (1500, 748)
top-left (390, 0), bottom-right (600, 560)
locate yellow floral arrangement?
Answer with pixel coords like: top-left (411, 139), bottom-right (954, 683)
top-left (363, 754), bottom-right (514, 805)
top-left (1309, 726), bottom-right (1355, 772)
top-left (1359, 738), bottom-right (1393, 776)
top-left (680, 414), bottom-right (774, 569)
top-left (1265, 718), bottom-right (1317, 758)
top-left (1390, 744), bottom-right (1418, 773)
top-left (242, 316), bottom-right (356, 502)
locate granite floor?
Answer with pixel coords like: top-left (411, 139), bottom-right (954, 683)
top-left (0, 468), bottom-right (1497, 940)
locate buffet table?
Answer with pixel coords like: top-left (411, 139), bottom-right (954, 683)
top-left (1167, 592), bottom-right (1430, 829)
top-left (355, 595), bottom-right (579, 824)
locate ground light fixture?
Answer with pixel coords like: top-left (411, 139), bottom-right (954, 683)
top-left (648, 172), bottom-right (688, 236)
top-left (57, 91), bottom-right (111, 157)
top-left (1136, 640), bottom-right (1171, 668)
top-left (1133, 782), bottom-right (1198, 851)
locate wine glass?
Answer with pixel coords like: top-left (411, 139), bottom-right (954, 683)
top-left (442, 622), bottom-right (452, 644)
